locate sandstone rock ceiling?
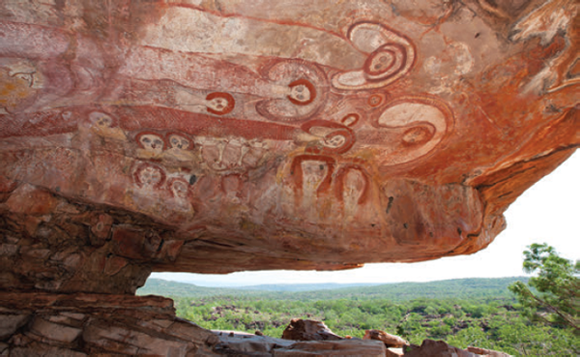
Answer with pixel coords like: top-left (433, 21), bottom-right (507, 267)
top-left (0, 1), bottom-right (578, 291)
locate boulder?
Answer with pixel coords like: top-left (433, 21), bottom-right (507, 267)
top-left (404, 339), bottom-right (512, 357)
top-left (363, 329), bottom-right (409, 348)
top-left (404, 339), bottom-right (476, 357)
top-left (467, 346), bottom-right (513, 356)
top-left (282, 319), bottom-right (343, 341)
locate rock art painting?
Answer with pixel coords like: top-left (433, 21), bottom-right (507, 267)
top-left (0, 0), bottom-right (578, 282)
top-left (0, 1), bottom-right (578, 354)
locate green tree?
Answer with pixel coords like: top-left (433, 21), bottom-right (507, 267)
top-left (509, 243), bottom-right (579, 331)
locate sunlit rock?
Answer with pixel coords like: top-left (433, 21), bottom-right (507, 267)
top-left (0, 0), bottom-right (578, 354)
top-left (364, 329), bottom-right (409, 348)
top-left (282, 318), bottom-right (343, 341)
top-left (1, 0), bottom-right (578, 278)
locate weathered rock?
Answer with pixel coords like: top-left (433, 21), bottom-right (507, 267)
top-left (363, 329), bottom-right (409, 348)
top-left (404, 339), bottom-right (492, 356)
top-left (0, 0), bottom-right (577, 354)
top-left (0, 291), bottom-right (403, 356)
top-left (467, 346), bottom-right (513, 356)
top-left (386, 347), bottom-right (405, 357)
top-left (8, 346), bottom-right (87, 357)
top-left (212, 330), bottom-right (387, 356)
top-left (29, 316), bottom-right (82, 343)
top-left (281, 319), bottom-right (343, 341)
top-left (0, 292), bottom-right (219, 356)
top-left (0, 0), bottom-right (577, 282)
top-left (272, 339), bottom-right (386, 356)
top-left (0, 313), bottom-right (30, 340)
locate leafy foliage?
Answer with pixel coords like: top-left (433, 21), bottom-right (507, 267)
top-left (509, 243), bottom-right (579, 331)
top-left (138, 277), bottom-right (579, 356)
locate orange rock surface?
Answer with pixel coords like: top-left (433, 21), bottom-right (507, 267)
top-left (0, 1), bottom-right (578, 354)
top-left (1, 0), bottom-right (577, 282)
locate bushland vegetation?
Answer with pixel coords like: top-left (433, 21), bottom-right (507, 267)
top-left (140, 277), bottom-right (578, 355)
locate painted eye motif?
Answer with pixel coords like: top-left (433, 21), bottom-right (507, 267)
top-left (373, 54), bottom-right (391, 70)
top-left (402, 126), bottom-right (432, 145)
top-left (368, 94), bottom-right (384, 107)
top-left (89, 112), bottom-right (115, 129)
top-left (301, 161), bottom-right (328, 184)
top-left (168, 134), bottom-right (191, 150)
top-left (324, 134), bottom-right (346, 148)
top-left (138, 134), bottom-right (164, 153)
top-left (290, 85), bottom-right (311, 103)
top-left (208, 98), bottom-right (226, 110)
top-left (205, 92), bottom-right (235, 115)
top-left (98, 118), bottom-right (111, 127)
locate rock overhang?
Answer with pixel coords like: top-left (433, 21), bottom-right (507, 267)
top-left (0, 0), bottom-right (578, 290)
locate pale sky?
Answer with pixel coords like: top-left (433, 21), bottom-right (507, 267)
top-left (152, 151), bottom-right (579, 287)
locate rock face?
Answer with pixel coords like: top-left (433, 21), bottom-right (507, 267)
top-left (0, 292), bottom-right (220, 356)
top-left (404, 339), bottom-right (512, 357)
top-left (0, 0), bottom-right (578, 355)
top-left (0, 0), bottom-right (578, 281)
top-left (0, 297), bottom-right (389, 356)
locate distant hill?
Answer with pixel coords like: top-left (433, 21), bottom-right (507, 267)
top-left (236, 283), bottom-right (380, 292)
top-left (137, 277), bottom-right (528, 301)
top-left (137, 278), bottom-right (253, 298)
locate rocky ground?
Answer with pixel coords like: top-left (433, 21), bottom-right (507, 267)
top-left (0, 292), bottom-right (511, 356)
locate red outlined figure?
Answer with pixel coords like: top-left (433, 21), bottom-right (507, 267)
top-left (364, 43), bottom-right (408, 81)
top-left (256, 59), bottom-right (328, 123)
top-left (206, 92), bottom-right (235, 115)
top-left (341, 113), bottom-right (360, 127)
top-left (167, 177), bottom-right (192, 199)
top-left (166, 132), bottom-right (194, 150)
top-left (291, 154), bottom-right (336, 198)
top-left (89, 111), bottom-right (115, 128)
top-left (133, 162), bottom-right (166, 189)
top-left (369, 94), bottom-right (454, 166)
top-left (301, 120), bottom-right (355, 155)
top-left (136, 131), bottom-right (166, 150)
top-left (401, 126), bottom-right (433, 146)
top-left (164, 131), bottom-right (196, 162)
top-left (87, 111), bottom-right (127, 141)
top-left (332, 21), bottom-right (416, 90)
top-left (334, 165), bottom-right (371, 205)
top-left (200, 137), bottom-right (264, 173)
top-left (199, 137), bottom-right (235, 172)
top-left (287, 78), bottom-right (317, 105)
top-left (165, 176), bottom-right (196, 216)
top-left (135, 130), bottom-right (166, 158)
top-left (367, 94), bottom-right (385, 107)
